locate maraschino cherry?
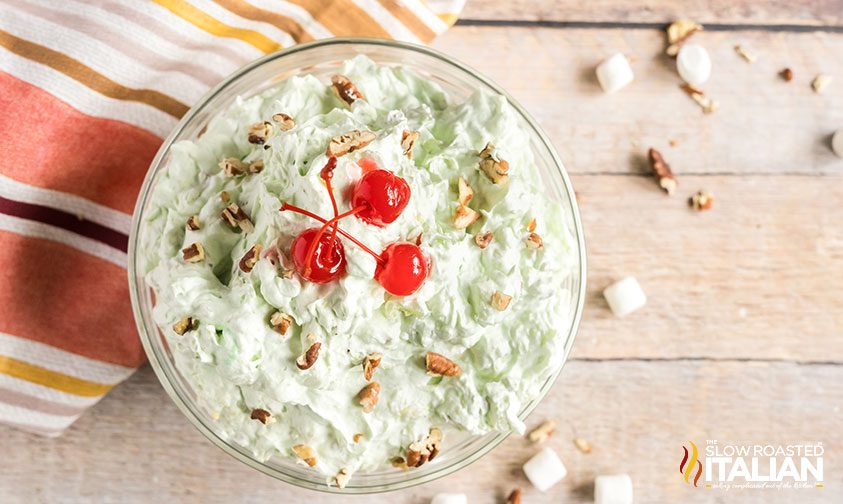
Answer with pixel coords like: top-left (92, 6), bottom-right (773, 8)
top-left (280, 157), bottom-right (428, 296)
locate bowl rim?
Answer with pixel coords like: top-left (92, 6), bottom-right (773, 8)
top-left (128, 36), bottom-right (587, 494)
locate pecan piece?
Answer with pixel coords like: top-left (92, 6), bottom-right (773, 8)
top-left (182, 242), bottom-right (205, 263)
top-left (647, 148), bottom-right (678, 195)
top-left (296, 341), bottom-right (321, 370)
top-left (247, 121), bottom-right (273, 144)
top-left (270, 311), bottom-right (293, 335)
top-left (780, 68), bottom-right (794, 82)
top-left (250, 408), bottom-right (274, 425)
top-left (292, 444), bottom-right (317, 467)
top-left (405, 427), bottom-right (443, 468)
top-left (525, 232), bottom-right (544, 250)
top-left (362, 352), bottom-right (382, 381)
top-left (331, 74), bottom-right (366, 105)
top-left (734, 45), bottom-right (756, 63)
top-left (401, 130), bottom-right (419, 159)
top-left (666, 20), bottom-right (702, 56)
top-left (689, 190), bottom-right (714, 211)
top-left (457, 176), bottom-right (473, 206)
top-left (479, 143), bottom-right (510, 184)
top-left (186, 215), bottom-right (201, 231)
top-left (391, 457), bottom-right (409, 470)
top-left (506, 489), bottom-right (522, 504)
top-left (812, 74), bottom-right (832, 94)
top-left (219, 157), bottom-right (247, 177)
top-left (271, 113), bottom-right (296, 131)
top-left (221, 203), bottom-right (254, 232)
top-left (680, 83), bottom-right (718, 114)
top-left (474, 231), bottom-right (493, 249)
top-left (353, 433), bottom-right (364, 443)
top-left (491, 291), bottom-right (512, 311)
top-left (172, 317), bottom-right (198, 335)
top-left (357, 382), bottom-right (380, 413)
top-left (574, 437), bottom-right (593, 454)
top-left (326, 130), bottom-right (376, 157)
top-left (425, 352), bottom-right (461, 377)
top-left (335, 468), bottom-right (351, 489)
top-left (453, 205), bottom-right (480, 230)
top-left (248, 159), bottom-right (264, 174)
top-left (220, 191), bottom-right (231, 203)
top-left (238, 243), bottom-right (262, 272)
top-left (528, 419), bottom-right (556, 443)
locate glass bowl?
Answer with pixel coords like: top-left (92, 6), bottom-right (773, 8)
top-left (128, 37), bottom-right (586, 494)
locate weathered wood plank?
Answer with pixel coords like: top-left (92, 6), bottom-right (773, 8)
top-left (432, 27), bottom-right (843, 175)
top-left (571, 174), bottom-right (843, 362)
top-left (460, 0), bottom-right (843, 27)
top-left (1, 363), bottom-right (839, 503)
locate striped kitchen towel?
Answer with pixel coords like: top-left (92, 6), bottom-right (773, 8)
top-left (0, 0), bottom-right (464, 436)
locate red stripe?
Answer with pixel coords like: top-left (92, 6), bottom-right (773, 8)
top-left (0, 72), bottom-right (161, 214)
top-left (0, 195), bottom-right (128, 251)
top-left (0, 231), bottom-right (145, 368)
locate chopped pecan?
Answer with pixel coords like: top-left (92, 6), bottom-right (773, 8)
top-left (812, 74), bottom-right (832, 93)
top-left (292, 444), bottom-right (317, 467)
top-left (221, 203), bottom-right (254, 232)
top-left (220, 191), bottom-right (231, 203)
top-left (574, 437), bottom-right (593, 454)
top-left (458, 176), bottom-right (473, 206)
top-left (220, 157), bottom-right (247, 177)
top-left (271, 113), bottom-right (296, 131)
top-left (453, 205), bottom-right (480, 230)
top-left (647, 148), bottom-right (678, 195)
top-left (250, 408), bottom-right (274, 425)
top-left (331, 74), bottom-right (366, 105)
top-left (248, 159), bottom-right (264, 174)
top-left (491, 291), bottom-right (512, 311)
top-left (182, 242), bottom-right (205, 263)
top-left (666, 19), bottom-right (702, 56)
top-left (239, 243), bottom-right (262, 272)
top-left (425, 352), bottom-right (461, 377)
top-left (525, 232), bottom-right (544, 250)
top-left (391, 457), bottom-right (409, 470)
top-left (680, 83), bottom-right (718, 114)
top-left (689, 190), bottom-right (714, 211)
top-left (172, 317), bottom-right (198, 335)
top-left (528, 419), bottom-right (556, 443)
top-left (405, 427), bottom-right (443, 468)
top-left (362, 352), bottom-right (382, 381)
top-left (474, 231), bottom-right (493, 249)
top-left (357, 382), bottom-right (380, 413)
top-left (479, 143), bottom-right (510, 184)
top-left (780, 68), bottom-right (794, 82)
top-left (335, 468), bottom-right (351, 489)
top-left (734, 45), bottom-right (756, 63)
top-left (527, 218), bottom-right (537, 232)
top-left (506, 489), bottom-right (522, 504)
top-left (270, 311), bottom-right (293, 335)
top-left (296, 341), bottom-right (321, 370)
top-left (401, 130), bottom-right (419, 159)
top-left (326, 130), bottom-right (376, 157)
top-left (186, 215), bottom-right (201, 231)
top-left (247, 121), bottom-right (273, 144)
top-left (353, 433), bottom-right (364, 444)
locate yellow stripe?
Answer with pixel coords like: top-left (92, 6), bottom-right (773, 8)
top-left (683, 441), bottom-right (699, 482)
top-left (0, 355), bottom-right (112, 397)
top-left (436, 12), bottom-right (458, 26)
top-left (152, 0), bottom-right (282, 54)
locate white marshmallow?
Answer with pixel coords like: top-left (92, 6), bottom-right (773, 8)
top-left (603, 277), bottom-right (647, 317)
top-left (676, 43), bottom-right (711, 86)
top-left (832, 128), bottom-right (843, 158)
top-left (523, 447), bottom-right (567, 492)
top-left (594, 474), bottom-right (633, 504)
top-left (430, 493), bottom-right (467, 504)
top-left (596, 53), bottom-right (634, 93)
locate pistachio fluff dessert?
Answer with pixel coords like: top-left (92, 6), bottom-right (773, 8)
top-left (141, 56), bottom-right (577, 486)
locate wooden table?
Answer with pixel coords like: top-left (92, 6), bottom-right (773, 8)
top-left (3, 1), bottom-right (842, 502)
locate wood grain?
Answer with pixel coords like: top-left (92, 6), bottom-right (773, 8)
top-left (1, 363), bottom-right (839, 503)
top-left (432, 27), bottom-right (843, 175)
top-left (460, 0), bottom-right (843, 26)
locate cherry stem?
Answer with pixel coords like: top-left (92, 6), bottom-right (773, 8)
top-left (281, 203), bottom-right (385, 265)
top-left (320, 157), bottom-right (339, 219)
top-left (303, 205), bottom-right (367, 274)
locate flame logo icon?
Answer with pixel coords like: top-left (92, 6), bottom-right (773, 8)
top-left (680, 441), bottom-right (703, 487)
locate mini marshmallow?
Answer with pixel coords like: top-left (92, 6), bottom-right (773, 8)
top-left (603, 277), bottom-right (646, 317)
top-left (430, 493), bottom-right (467, 504)
top-left (832, 128), bottom-right (843, 158)
top-left (596, 53), bottom-right (634, 93)
top-left (523, 447), bottom-right (567, 492)
top-left (594, 474), bottom-right (633, 504)
top-left (676, 43), bottom-right (711, 86)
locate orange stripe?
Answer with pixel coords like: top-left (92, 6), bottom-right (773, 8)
top-left (0, 232), bottom-right (146, 368)
top-left (376, 0), bottom-right (437, 41)
top-left (286, 0), bottom-right (391, 38)
top-left (0, 355), bottom-right (111, 397)
top-left (0, 29), bottom-right (188, 118)
top-left (152, 0), bottom-right (282, 54)
top-left (213, 0), bottom-right (314, 43)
